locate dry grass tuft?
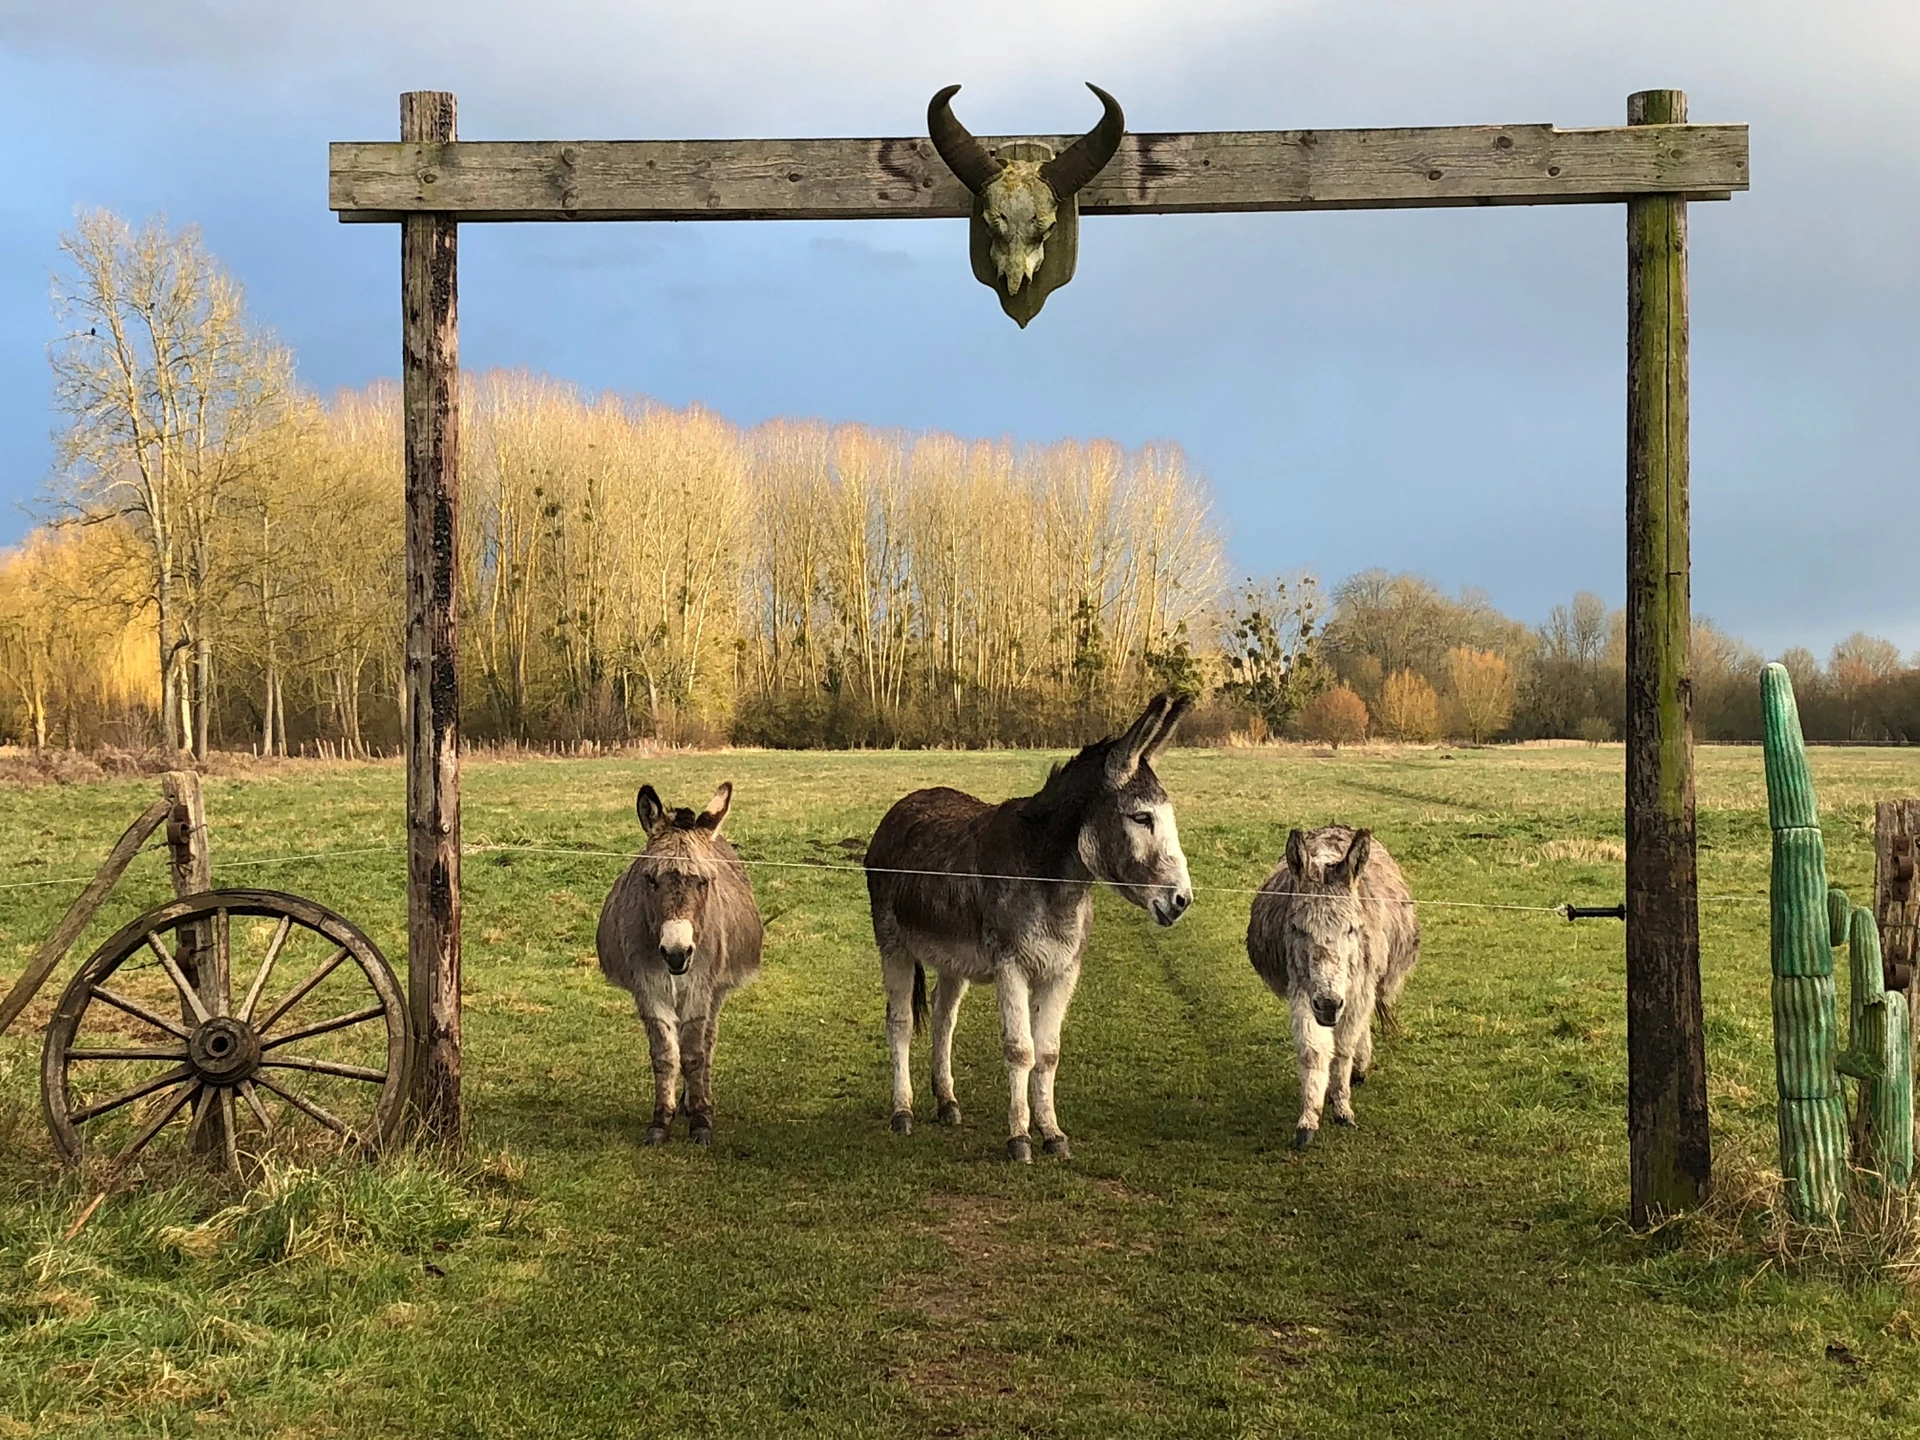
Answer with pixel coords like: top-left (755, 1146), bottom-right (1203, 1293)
top-left (1539, 837), bottom-right (1627, 865)
top-left (1657, 1142), bottom-right (1920, 1287)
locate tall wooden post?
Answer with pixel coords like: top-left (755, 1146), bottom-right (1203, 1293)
top-left (1624, 88), bottom-right (1710, 1223)
top-left (401, 90), bottom-right (463, 1146)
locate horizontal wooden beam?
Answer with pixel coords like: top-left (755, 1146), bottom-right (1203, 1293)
top-left (330, 122), bottom-right (1747, 223)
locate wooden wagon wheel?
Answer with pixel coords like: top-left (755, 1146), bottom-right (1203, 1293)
top-left (41, 889), bottom-right (409, 1171)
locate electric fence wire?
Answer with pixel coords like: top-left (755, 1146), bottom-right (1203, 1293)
top-left (0, 836), bottom-right (1773, 916)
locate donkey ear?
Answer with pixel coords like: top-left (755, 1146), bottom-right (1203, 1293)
top-left (636, 785), bottom-right (667, 836)
top-left (1106, 693), bottom-right (1173, 785)
top-left (697, 782), bottom-right (733, 832)
top-left (1141, 694), bottom-right (1193, 764)
top-left (1330, 829), bottom-right (1372, 885)
top-left (1284, 828), bottom-right (1307, 876)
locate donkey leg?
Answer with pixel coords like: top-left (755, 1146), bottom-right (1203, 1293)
top-left (1352, 1006), bottom-right (1377, 1085)
top-left (930, 974), bottom-right (969, 1125)
top-left (1029, 964), bottom-right (1081, 1158)
top-left (680, 1015), bottom-right (714, 1144)
top-left (641, 1010), bottom-right (681, 1147)
top-left (997, 965), bottom-right (1037, 1163)
top-left (1289, 993), bottom-right (1333, 1149)
top-left (881, 952), bottom-right (918, 1133)
top-left (1331, 977), bottom-right (1380, 1116)
top-left (1326, 1010), bottom-right (1366, 1128)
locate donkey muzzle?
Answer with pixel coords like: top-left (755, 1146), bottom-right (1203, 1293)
top-left (1150, 889), bottom-right (1192, 927)
top-left (659, 919), bottom-right (695, 974)
top-left (1311, 996), bottom-right (1343, 1028)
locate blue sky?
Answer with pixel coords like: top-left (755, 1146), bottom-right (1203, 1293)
top-left (0, 0), bottom-right (1914, 654)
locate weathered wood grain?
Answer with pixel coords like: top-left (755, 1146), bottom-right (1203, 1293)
top-left (330, 122), bottom-right (1748, 222)
top-left (1873, 799), bottom-right (1920, 1158)
top-left (1622, 90), bottom-right (1709, 1226)
top-left (400, 90), bottom-right (464, 1149)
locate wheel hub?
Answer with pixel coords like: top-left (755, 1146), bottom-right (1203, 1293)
top-left (188, 1017), bottom-right (262, 1084)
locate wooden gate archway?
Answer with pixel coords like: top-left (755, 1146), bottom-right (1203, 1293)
top-left (329, 89), bottom-right (1748, 1223)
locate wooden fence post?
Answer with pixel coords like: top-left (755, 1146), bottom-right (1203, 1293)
top-left (161, 770), bottom-right (226, 1157)
top-left (1623, 88), bottom-right (1710, 1223)
top-left (401, 89), bottom-right (463, 1146)
top-left (1874, 799), bottom-right (1920, 1157)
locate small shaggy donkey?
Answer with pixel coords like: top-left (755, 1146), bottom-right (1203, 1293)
top-left (1247, 825), bottom-right (1420, 1149)
top-left (866, 694), bottom-right (1194, 1162)
top-left (597, 783), bottom-right (763, 1146)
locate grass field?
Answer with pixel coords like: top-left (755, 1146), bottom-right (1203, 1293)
top-left (4, 741), bottom-right (1920, 1438)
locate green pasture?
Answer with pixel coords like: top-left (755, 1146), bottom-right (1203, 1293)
top-left (3, 742), bottom-right (1919, 1437)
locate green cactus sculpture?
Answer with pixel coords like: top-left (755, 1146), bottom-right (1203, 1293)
top-left (1762, 663), bottom-right (1847, 1223)
top-left (1836, 902), bottom-right (1914, 1191)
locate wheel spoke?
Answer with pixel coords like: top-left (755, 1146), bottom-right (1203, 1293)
top-left (213, 909), bottom-right (232, 1018)
top-left (253, 1075), bottom-right (355, 1138)
top-left (237, 1080), bottom-right (276, 1136)
top-left (259, 1054), bottom-right (387, 1083)
top-left (70, 1063), bottom-right (193, 1124)
top-left (145, 933), bottom-right (212, 1025)
top-left (238, 916), bottom-right (295, 1023)
top-left (115, 1081), bottom-right (200, 1164)
top-left (67, 1045), bottom-right (189, 1062)
top-left (89, 985), bottom-right (193, 1040)
top-left (260, 1004), bottom-right (387, 1052)
top-left (220, 1087), bottom-right (239, 1172)
top-left (184, 1083), bottom-right (215, 1152)
top-left (255, 947), bottom-right (350, 1035)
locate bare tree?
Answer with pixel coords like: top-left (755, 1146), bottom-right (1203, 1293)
top-left (49, 210), bottom-right (289, 756)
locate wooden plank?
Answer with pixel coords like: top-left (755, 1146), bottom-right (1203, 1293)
top-left (401, 89), bottom-right (465, 1149)
top-left (330, 122), bottom-right (1748, 223)
top-left (1622, 90), bottom-right (1710, 1225)
top-left (0, 798), bottom-right (172, 1038)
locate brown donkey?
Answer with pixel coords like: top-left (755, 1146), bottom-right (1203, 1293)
top-left (597, 783), bottom-right (764, 1145)
top-left (866, 695), bottom-right (1194, 1162)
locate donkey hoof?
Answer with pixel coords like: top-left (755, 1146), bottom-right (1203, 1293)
top-left (890, 1110), bottom-right (914, 1135)
top-left (1042, 1134), bottom-right (1072, 1160)
top-left (1292, 1126), bottom-right (1316, 1151)
top-left (689, 1124), bottom-right (713, 1147)
top-left (643, 1125), bottom-right (672, 1147)
top-left (937, 1100), bottom-right (963, 1126)
top-left (1333, 1111), bottom-right (1357, 1128)
top-left (1007, 1136), bottom-right (1033, 1165)
top-left (1351, 1068), bottom-right (1367, 1087)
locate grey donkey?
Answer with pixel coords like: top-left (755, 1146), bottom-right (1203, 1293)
top-left (1246, 825), bottom-right (1420, 1149)
top-left (596, 783), bottom-right (763, 1146)
top-left (865, 694), bottom-right (1194, 1162)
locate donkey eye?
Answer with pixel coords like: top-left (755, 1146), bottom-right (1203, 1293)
top-left (1129, 812), bottom-right (1154, 828)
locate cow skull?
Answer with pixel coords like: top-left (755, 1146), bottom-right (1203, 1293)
top-left (927, 84), bottom-right (1125, 327)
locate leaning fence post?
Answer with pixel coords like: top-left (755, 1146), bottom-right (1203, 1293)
top-left (1761, 664), bottom-right (1847, 1223)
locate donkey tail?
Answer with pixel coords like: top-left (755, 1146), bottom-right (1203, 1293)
top-left (911, 963), bottom-right (929, 1036)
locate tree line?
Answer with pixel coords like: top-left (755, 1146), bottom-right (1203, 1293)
top-left (2, 211), bottom-right (1914, 756)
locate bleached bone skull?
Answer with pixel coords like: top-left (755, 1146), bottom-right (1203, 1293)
top-left (928, 84), bottom-right (1125, 326)
top-left (980, 159), bottom-right (1059, 295)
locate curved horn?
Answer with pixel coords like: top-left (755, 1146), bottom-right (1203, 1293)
top-left (927, 84), bottom-right (1000, 193)
top-left (1040, 83), bottom-right (1125, 198)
